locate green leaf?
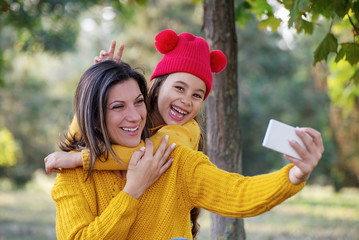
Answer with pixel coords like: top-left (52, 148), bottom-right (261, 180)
top-left (333, 0), bottom-right (351, 18)
top-left (344, 43), bottom-right (359, 65)
top-left (351, 69), bottom-right (359, 85)
top-left (352, 2), bottom-right (359, 25)
top-left (336, 43), bottom-right (359, 65)
top-left (301, 19), bottom-right (314, 34)
top-left (313, 33), bottom-right (338, 65)
top-left (335, 44), bottom-right (347, 62)
top-left (258, 16), bottom-right (281, 32)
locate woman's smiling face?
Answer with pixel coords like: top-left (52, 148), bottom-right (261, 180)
top-left (105, 78), bottom-right (147, 147)
top-left (156, 72), bottom-right (206, 126)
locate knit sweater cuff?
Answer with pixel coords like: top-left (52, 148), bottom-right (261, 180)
top-left (280, 163), bottom-right (306, 193)
top-left (113, 191), bottom-right (139, 212)
top-left (82, 150), bottom-right (90, 171)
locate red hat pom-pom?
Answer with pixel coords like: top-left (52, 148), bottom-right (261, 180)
top-left (210, 50), bottom-right (227, 73)
top-left (155, 29), bottom-right (179, 54)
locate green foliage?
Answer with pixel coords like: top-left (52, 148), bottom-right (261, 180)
top-left (328, 59), bottom-right (359, 112)
top-left (314, 33), bottom-right (338, 64)
top-left (335, 43), bottom-right (359, 65)
top-left (237, 20), bottom-right (335, 183)
top-left (0, 128), bottom-right (20, 167)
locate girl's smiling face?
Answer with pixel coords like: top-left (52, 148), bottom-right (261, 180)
top-left (156, 72), bottom-right (206, 126)
top-left (105, 79), bottom-right (147, 147)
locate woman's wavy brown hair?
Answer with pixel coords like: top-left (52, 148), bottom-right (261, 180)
top-left (60, 60), bottom-right (151, 179)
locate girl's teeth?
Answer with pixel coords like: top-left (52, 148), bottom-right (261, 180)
top-left (172, 106), bottom-right (187, 114)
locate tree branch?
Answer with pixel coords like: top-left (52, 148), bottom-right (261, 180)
top-left (348, 14), bottom-right (359, 37)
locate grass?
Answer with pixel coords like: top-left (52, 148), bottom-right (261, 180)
top-left (0, 170), bottom-right (358, 240)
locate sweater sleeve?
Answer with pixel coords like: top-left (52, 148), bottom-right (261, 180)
top-left (82, 119), bottom-right (201, 171)
top-left (52, 169), bottom-right (139, 240)
top-left (68, 115), bottom-right (81, 141)
top-left (178, 147), bottom-right (305, 218)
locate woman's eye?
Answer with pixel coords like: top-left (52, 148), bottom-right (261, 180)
top-left (112, 105), bottom-right (124, 110)
top-left (136, 99), bottom-right (145, 104)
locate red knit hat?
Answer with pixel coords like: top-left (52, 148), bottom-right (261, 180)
top-left (150, 29), bottom-right (227, 99)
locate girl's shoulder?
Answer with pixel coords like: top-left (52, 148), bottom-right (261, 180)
top-left (152, 119), bottom-right (201, 150)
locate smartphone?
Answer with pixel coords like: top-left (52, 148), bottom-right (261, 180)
top-left (262, 119), bottom-right (305, 160)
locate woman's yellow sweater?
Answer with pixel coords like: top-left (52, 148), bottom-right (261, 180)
top-left (67, 116), bottom-right (201, 170)
top-left (53, 117), bottom-right (305, 239)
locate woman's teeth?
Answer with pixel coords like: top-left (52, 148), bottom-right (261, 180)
top-left (121, 126), bottom-right (139, 132)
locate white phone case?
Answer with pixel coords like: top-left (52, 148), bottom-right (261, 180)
top-left (262, 119), bottom-right (305, 160)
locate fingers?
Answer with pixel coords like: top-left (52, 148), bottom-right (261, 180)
top-left (303, 128), bottom-right (324, 154)
top-left (94, 56), bottom-right (102, 64)
top-left (293, 128), bottom-right (322, 159)
top-left (143, 138), bottom-right (154, 158)
top-left (44, 155), bottom-right (61, 175)
top-left (153, 135), bottom-right (169, 161)
top-left (114, 43), bottom-right (124, 63)
top-left (128, 146), bottom-right (146, 169)
top-left (94, 41), bottom-right (124, 64)
top-left (159, 158), bottom-right (174, 175)
top-left (99, 50), bottom-right (109, 59)
top-left (108, 40), bottom-right (116, 59)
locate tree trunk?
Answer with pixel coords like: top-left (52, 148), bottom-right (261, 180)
top-left (203, 0), bottom-right (245, 239)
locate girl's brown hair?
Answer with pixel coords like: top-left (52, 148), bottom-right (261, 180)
top-left (148, 74), bottom-right (204, 239)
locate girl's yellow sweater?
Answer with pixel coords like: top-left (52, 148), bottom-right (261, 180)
top-left (53, 117), bottom-right (304, 239)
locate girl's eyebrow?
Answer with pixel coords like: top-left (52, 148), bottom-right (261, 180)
top-left (175, 80), bottom-right (206, 94)
top-left (108, 94), bottom-right (143, 105)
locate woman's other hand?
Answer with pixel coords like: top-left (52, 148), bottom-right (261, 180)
top-left (285, 128), bottom-right (324, 185)
top-left (44, 151), bottom-right (82, 175)
top-left (93, 40), bottom-right (124, 64)
top-left (123, 135), bottom-right (175, 199)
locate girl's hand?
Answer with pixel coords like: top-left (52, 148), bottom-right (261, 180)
top-left (93, 40), bottom-right (124, 64)
top-left (123, 136), bottom-right (175, 199)
top-left (44, 152), bottom-right (82, 175)
top-left (285, 128), bottom-right (324, 185)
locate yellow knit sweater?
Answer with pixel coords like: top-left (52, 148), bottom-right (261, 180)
top-left (53, 117), bottom-right (305, 239)
top-left (52, 146), bottom-right (303, 240)
top-left (80, 119), bottom-right (201, 171)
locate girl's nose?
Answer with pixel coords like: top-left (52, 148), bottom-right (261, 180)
top-left (181, 94), bottom-right (191, 106)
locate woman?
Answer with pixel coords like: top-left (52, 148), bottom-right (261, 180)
top-left (52, 59), bottom-right (322, 239)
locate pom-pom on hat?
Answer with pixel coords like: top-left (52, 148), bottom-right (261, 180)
top-left (150, 29), bottom-right (227, 99)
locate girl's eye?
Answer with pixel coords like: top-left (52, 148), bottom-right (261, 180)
top-left (175, 86), bottom-right (184, 91)
top-left (193, 93), bottom-right (203, 99)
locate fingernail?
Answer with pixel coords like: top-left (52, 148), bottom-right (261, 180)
top-left (165, 135), bottom-right (169, 140)
top-left (139, 147), bottom-right (145, 151)
top-left (171, 143), bottom-right (176, 148)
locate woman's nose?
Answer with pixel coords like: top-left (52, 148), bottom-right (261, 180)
top-left (125, 106), bottom-right (142, 122)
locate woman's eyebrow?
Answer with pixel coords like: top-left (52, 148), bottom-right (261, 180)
top-left (109, 93), bottom-right (143, 105)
